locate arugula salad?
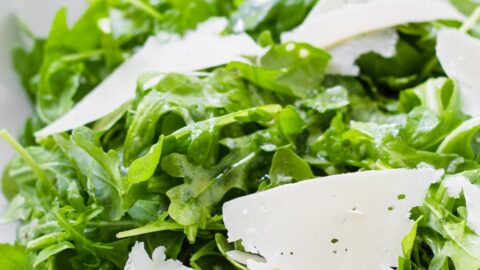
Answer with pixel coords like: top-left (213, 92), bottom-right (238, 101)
top-left (1, 0), bottom-right (480, 269)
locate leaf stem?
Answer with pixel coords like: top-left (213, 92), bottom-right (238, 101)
top-left (116, 221), bottom-right (225, 238)
top-left (460, 7), bottom-right (480, 33)
top-left (87, 220), bottom-right (141, 228)
top-left (0, 129), bottom-right (55, 193)
top-left (61, 49), bottom-right (104, 63)
top-left (116, 222), bottom-right (184, 238)
top-left (126, 0), bottom-right (164, 21)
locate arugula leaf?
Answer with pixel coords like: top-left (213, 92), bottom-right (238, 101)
top-left (6, 1), bottom-right (480, 269)
top-left (399, 78), bottom-right (465, 150)
top-left (397, 219), bottom-right (420, 270)
top-left (12, 40), bottom-right (45, 101)
top-left (13, 0), bottom-right (236, 127)
top-left (164, 152), bottom-right (252, 236)
top-left (33, 242), bottom-right (74, 267)
top-left (357, 31), bottom-right (439, 92)
top-left (450, 0), bottom-right (480, 15)
top-left (298, 86), bottom-right (350, 114)
top-left (34, 4), bottom-right (109, 123)
top-left (403, 170), bottom-right (480, 269)
top-left (438, 117), bottom-right (480, 160)
top-left (123, 71), bottom-right (259, 164)
top-left (229, 0), bottom-right (318, 39)
top-left (54, 128), bottom-right (125, 221)
top-left (128, 136), bottom-right (164, 184)
top-left (441, 221), bottom-right (480, 269)
top-left (0, 243), bottom-right (31, 270)
top-left (267, 147), bottom-right (314, 188)
top-left (228, 42), bottom-right (330, 98)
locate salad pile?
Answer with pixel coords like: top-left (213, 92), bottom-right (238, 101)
top-left (1, 0), bottom-right (480, 269)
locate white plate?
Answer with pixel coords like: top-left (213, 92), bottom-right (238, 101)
top-left (0, 0), bottom-right (86, 243)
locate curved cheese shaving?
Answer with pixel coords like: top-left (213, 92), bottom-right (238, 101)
top-left (282, 0), bottom-right (464, 49)
top-left (223, 169), bottom-right (442, 270)
top-left (326, 29), bottom-right (398, 75)
top-left (35, 18), bottom-right (263, 137)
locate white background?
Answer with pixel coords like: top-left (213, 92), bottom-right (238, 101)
top-left (0, 0), bottom-right (87, 243)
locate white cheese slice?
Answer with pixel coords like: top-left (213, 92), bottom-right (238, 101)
top-left (35, 18), bottom-right (263, 137)
top-left (436, 29), bottom-right (480, 117)
top-left (247, 260), bottom-right (275, 270)
top-left (292, 0), bottom-right (455, 76)
top-left (443, 175), bottom-right (480, 235)
top-left (326, 29), bottom-right (398, 75)
top-left (306, 0), bottom-right (377, 19)
top-left (305, 0), bottom-right (451, 23)
top-left (124, 242), bottom-right (192, 270)
top-left (223, 168), bottom-right (443, 270)
top-left (282, 0), bottom-right (464, 49)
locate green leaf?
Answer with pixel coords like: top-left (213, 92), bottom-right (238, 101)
top-left (123, 71), bottom-right (260, 164)
top-left (127, 195), bottom-right (164, 222)
top-left (298, 86), bottom-right (350, 114)
top-left (399, 78), bottom-right (465, 150)
top-left (356, 39), bottom-right (435, 91)
top-left (0, 243), bottom-right (30, 270)
top-left (26, 232), bottom-right (68, 251)
top-left (0, 130), bottom-right (57, 195)
top-left (11, 39), bottom-right (45, 100)
top-left (450, 0), bottom-right (480, 15)
top-left (54, 128), bottom-right (125, 220)
top-left (441, 221), bottom-right (480, 270)
top-left (229, 0), bottom-right (317, 39)
top-left (268, 148), bottom-right (314, 187)
top-left (2, 163), bottom-right (20, 201)
top-left (33, 242), bottom-right (74, 267)
top-left (163, 153), bottom-right (252, 236)
top-left (278, 106), bottom-right (306, 142)
top-left (128, 136), bottom-right (164, 183)
top-left (170, 105), bottom-right (282, 142)
top-left (54, 206), bottom-right (131, 268)
top-left (398, 218), bottom-right (421, 270)
top-left (438, 117), bottom-right (480, 160)
top-left (228, 42), bottom-right (330, 97)
top-left (116, 213), bottom-right (183, 239)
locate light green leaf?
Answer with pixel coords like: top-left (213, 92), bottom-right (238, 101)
top-left (33, 242), bottom-right (74, 267)
top-left (128, 136), bottom-right (164, 183)
top-left (0, 243), bottom-right (30, 270)
top-left (438, 117), bottom-right (480, 159)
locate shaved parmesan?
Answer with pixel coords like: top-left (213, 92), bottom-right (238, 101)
top-left (124, 242), bottom-right (192, 270)
top-left (247, 260), bottom-right (275, 270)
top-left (223, 169), bottom-right (442, 270)
top-left (306, 0), bottom-right (377, 19)
top-left (326, 29), bottom-right (398, 75)
top-left (306, 0), bottom-right (451, 21)
top-left (436, 29), bottom-right (480, 117)
top-left (443, 175), bottom-right (480, 235)
top-left (282, 0), bottom-right (464, 49)
top-left (288, 0), bottom-right (457, 76)
top-left (35, 18), bottom-right (263, 137)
